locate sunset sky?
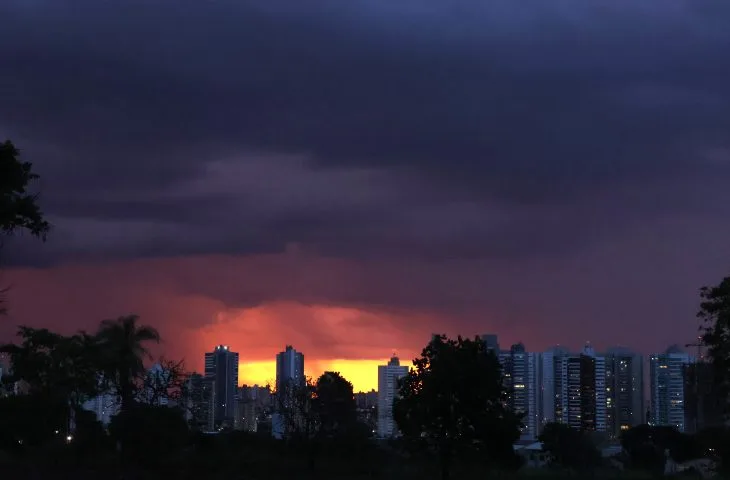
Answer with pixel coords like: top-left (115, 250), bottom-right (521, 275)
top-left (2, 1), bottom-right (730, 392)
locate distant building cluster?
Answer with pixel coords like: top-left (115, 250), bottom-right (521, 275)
top-left (189, 345), bottom-right (271, 434)
top-left (480, 333), bottom-right (720, 441)
top-left (44, 335), bottom-right (719, 440)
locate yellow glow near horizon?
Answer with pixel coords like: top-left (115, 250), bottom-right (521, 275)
top-left (238, 358), bottom-right (400, 392)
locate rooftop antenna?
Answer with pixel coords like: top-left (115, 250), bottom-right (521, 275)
top-left (685, 335), bottom-right (704, 361)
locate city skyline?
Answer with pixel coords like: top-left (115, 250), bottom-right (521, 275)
top-left (203, 337), bottom-right (693, 394)
top-left (65, 335), bottom-right (703, 439)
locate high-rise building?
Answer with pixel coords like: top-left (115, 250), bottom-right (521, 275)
top-left (604, 347), bottom-right (644, 437)
top-left (235, 398), bottom-right (258, 432)
top-left (80, 374), bottom-right (120, 426)
top-left (355, 389), bottom-right (378, 409)
top-left (650, 345), bottom-right (691, 432)
top-left (541, 346), bottom-right (570, 427)
top-left (500, 343), bottom-right (542, 441)
top-left (142, 363), bottom-right (172, 406)
top-left (0, 353), bottom-right (9, 377)
top-left (558, 343), bottom-right (606, 432)
top-left (205, 345), bottom-right (239, 429)
top-left (377, 355), bottom-right (409, 438)
top-left (480, 334), bottom-right (500, 353)
top-left (273, 346), bottom-right (305, 439)
top-left (82, 392), bottom-right (120, 426)
top-left (276, 345), bottom-right (305, 394)
top-left (186, 373), bottom-right (215, 431)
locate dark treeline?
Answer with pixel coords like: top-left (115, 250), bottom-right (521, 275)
top-left (0, 318), bottom-right (526, 479)
top-left (3, 320), bottom-right (730, 480)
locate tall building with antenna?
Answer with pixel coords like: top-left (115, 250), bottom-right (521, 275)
top-left (205, 345), bottom-right (239, 429)
top-left (275, 345), bottom-right (304, 393)
top-left (377, 354), bottom-right (409, 438)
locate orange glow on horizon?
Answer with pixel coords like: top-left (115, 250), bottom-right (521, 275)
top-left (238, 358), bottom-right (405, 392)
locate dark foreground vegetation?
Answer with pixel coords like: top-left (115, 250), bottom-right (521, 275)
top-left (3, 424), bottom-right (730, 480)
top-left (3, 325), bottom-right (730, 480)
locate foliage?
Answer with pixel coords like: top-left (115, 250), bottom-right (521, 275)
top-left (0, 392), bottom-right (68, 450)
top-left (621, 424), bottom-right (700, 473)
top-left (270, 372), bottom-right (365, 472)
top-left (539, 422), bottom-right (601, 470)
top-left (0, 327), bottom-right (101, 406)
top-left (0, 140), bottom-right (50, 239)
top-left (314, 371), bottom-right (358, 439)
top-left (698, 276), bottom-right (730, 403)
top-left (72, 407), bottom-right (111, 452)
top-left (95, 314), bottom-right (160, 411)
top-left (695, 426), bottom-right (730, 473)
top-left (137, 357), bottom-right (188, 407)
top-left (394, 334), bottom-right (522, 480)
top-left (108, 404), bottom-right (189, 467)
top-left (274, 376), bottom-right (319, 441)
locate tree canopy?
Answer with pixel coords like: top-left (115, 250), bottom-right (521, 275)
top-left (314, 371), bottom-right (357, 439)
top-left (699, 275), bottom-right (730, 402)
top-left (0, 327), bottom-right (100, 406)
top-left (95, 315), bottom-right (161, 412)
top-left (0, 140), bottom-right (50, 240)
top-left (0, 140), bottom-right (50, 315)
top-left (539, 422), bottom-right (601, 470)
top-left (394, 334), bottom-right (522, 480)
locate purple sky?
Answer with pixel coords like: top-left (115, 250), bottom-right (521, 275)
top-left (1, 0), bottom-right (729, 384)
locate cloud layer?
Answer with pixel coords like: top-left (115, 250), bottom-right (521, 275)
top-left (2, 0), bottom-right (729, 264)
top-left (2, 1), bottom-right (730, 382)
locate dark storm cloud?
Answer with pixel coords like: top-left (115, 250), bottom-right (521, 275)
top-left (2, 0), bottom-right (730, 264)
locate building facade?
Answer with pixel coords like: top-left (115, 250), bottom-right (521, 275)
top-left (604, 347), bottom-right (644, 437)
top-left (650, 346), bottom-right (691, 432)
top-left (500, 343), bottom-right (542, 441)
top-left (82, 392), bottom-right (120, 426)
top-left (276, 345), bottom-right (305, 394)
top-left (554, 343), bottom-right (607, 432)
top-left (204, 345), bottom-right (239, 429)
top-left (273, 346), bottom-right (305, 439)
top-left (541, 346), bottom-right (570, 427)
top-left (186, 373), bottom-right (215, 431)
top-left (480, 334), bottom-right (500, 352)
top-left (377, 355), bottom-right (409, 438)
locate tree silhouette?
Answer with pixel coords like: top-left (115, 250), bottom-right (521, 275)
top-left (0, 140), bottom-right (50, 315)
top-left (314, 371), bottom-right (357, 439)
top-left (138, 358), bottom-right (188, 407)
top-left (394, 335), bottom-right (522, 480)
top-left (0, 327), bottom-right (103, 445)
top-left (695, 426), bottom-right (730, 473)
top-left (0, 140), bottom-right (50, 239)
top-left (540, 422), bottom-right (601, 470)
top-left (0, 328), bottom-right (100, 404)
top-left (620, 424), bottom-right (700, 473)
top-left (698, 276), bottom-right (730, 404)
top-left (273, 376), bottom-right (319, 442)
top-left (95, 315), bottom-right (160, 413)
top-left (109, 403), bottom-right (189, 468)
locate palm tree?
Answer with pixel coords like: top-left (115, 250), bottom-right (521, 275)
top-left (96, 315), bottom-right (160, 413)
